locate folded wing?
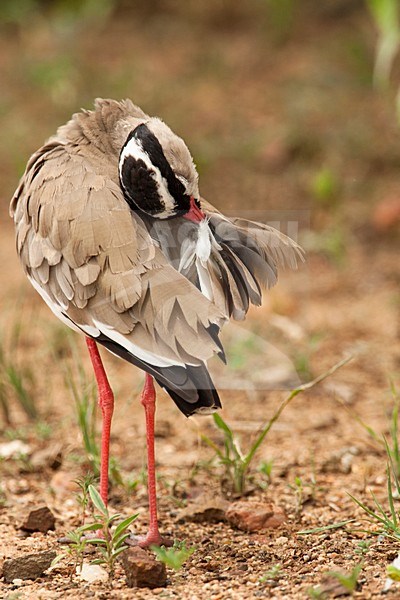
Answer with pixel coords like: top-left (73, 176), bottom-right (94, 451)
top-left (11, 142), bottom-right (225, 416)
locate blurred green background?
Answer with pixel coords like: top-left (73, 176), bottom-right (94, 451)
top-left (1, 0), bottom-right (400, 250)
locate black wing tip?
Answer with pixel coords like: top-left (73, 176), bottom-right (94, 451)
top-left (94, 333), bottom-right (221, 417)
top-left (161, 382), bottom-right (221, 417)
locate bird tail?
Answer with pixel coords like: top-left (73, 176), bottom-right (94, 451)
top-left (94, 333), bottom-right (221, 417)
top-left (156, 364), bottom-right (221, 417)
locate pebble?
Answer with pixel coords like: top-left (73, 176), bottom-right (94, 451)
top-left (178, 497), bottom-right (228, 524)
top-left (0, 440), bottom-right (31, 459)
top-left (275, 536), bottom-right (289, 544)
top-left (226, 501), bottom-right (286, 532)
top-left (21, 505), bottom-right (56, 533)
top-left (121, 546), bottom-right (167, 588)
top-left (30, 443), bottom-right (63, 471)
top-left (77, 562), bottom-right (108, 583)
top-left (2, 549), bottom-right (56, 582)
top-left (372, 195), bottom-right (400, 231)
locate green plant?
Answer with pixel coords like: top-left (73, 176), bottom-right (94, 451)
top-left (367, 0), bottom-right (400, 122)
top-left (0, 484), bottom-right (7, 508)
top-left (307, 587), bottom-right (327, 599)
top-left (338, 381), bottom-right (400, 477)
top-left (52, 483), bottom-right (136, 580)
top-left (348, 417), bottom-right (400, 544)
top-left (387, 563), bottom-right (400, 582)
top-left (259, 563), bottom-right (283, 583)
top-left (74, 473), bottom-right (98, 525)
top-left (298, 519), bottom-right (355, 536)
top-left (64, 360), bottom-right (99, 474)
top-left (387, 381), bottom-right (400, 476)
top-left (258, 459), bottom-right (273, 489)
top-left (35, 420), bottom-right (53, 440)
top-left (367, 0), bottom-right (400, 90)
top-left (158, 476), bottom-right (188, 509)
top-left (349, 458), bottom-right (400, 543)
top-left (302, 226), bottom-right (347, 267)
top-left (51, 525), bottom-right (93, 580)
top-left (0, 328), bottom-right (38, 422)
top-left (64, 349), bottom-right (123, 486)
top-left (264, 0), bottom-right (295, 42)
top-left (202, 357), bottom-right (352, 495)
top-left (288, 474), bottom-right (318, 517)
top-left (311, 166), bottom-right (339, 206)
top-left (151, 540), bottom-right (195, 571)
top-left (385, 553), bottom-right (400, 591)
top-left (86, 485), bottom-right (138, 578)
top-left (123, 468), bottom-right (148, 493)
top-left (293, 349), bottom-right (314, 381)
top-left (355, 540), bottom-right (372, 558)
top-left (327, 562), bottom-right (363, 594)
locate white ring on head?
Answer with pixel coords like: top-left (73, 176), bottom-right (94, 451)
top-left (119, 136), bottom-right (176, 218)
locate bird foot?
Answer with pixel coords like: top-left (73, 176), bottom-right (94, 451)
top-left (126, 531), bottom-right (173, 548)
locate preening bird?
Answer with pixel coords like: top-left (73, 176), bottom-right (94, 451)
top-left (10, 98), bottom-right (302, 546)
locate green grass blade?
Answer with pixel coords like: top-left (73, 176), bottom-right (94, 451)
top-left (88, 485), bottom-right (108, 516)
top-left (243, 356), bottom-right (353, 470)
top-left (347, 492), bottom-right (388, 525)
top-left (78, 522), bottom-right (103, 533)
top-left (213, 414), bottom-right (242, 461)
top-left (386, 465), bottom-right (398, 528)
top-left (113, 514), bottom-right (138, 540)
top-left (213, 413), bottom-right (234, 439)
top-left (112, 545), bottom-right (129, 558)
top-left (297, 519), bottom-right (355, 535)
top-left (200, 433), bottom-right (225, 460)
top-left (6, 364), bottom-right (37, 420)
top-left (91, 558), bottom-right (106, 565)
top-left (87, 538), bottom-right (107, 546)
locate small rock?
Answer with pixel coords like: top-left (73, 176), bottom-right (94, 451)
top-left (0, 440), bottom-right (31, 459)
top-left (226, 501), bottom-right (286, 532)
top-left (322, 446), bottom-right (359, 475)
top-left (121, 547), bottom-right (167, 588)
top-left (2, 550), bottom-right (56, 582)
top-left (155, 420), bottom-right (174, 439)
top-left (320, 571), bottom-right (358, 597)
top-left (7, 478), bottom-right (30, 495)
top-left (30, 443), bottom-right (63, 471)
top-left (21, 506), bottom-right (56, 533)
top-left (178, 497), bottom-right (228, 524)
top-left (372, 195), bottom-right (400, 232)
top-left (77, 562), bottom-right (108, 583)
top-left (384, 552), bottom-right (400, 591)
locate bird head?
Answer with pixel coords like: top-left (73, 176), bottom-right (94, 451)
top-left (119, 119), bottom-right (205, 222)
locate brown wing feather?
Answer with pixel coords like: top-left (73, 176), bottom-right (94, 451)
top-left (201, 199), bottom-right (304, 320)
top-left (11, 139), bottom-right (225, 366)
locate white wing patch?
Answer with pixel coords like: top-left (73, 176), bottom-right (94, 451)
top-left (92, 319), bottom-right (188, 368)
top-left (178, 219), bottom-right (220, 302)
top-left (196, 219), bottom-right (212, 262)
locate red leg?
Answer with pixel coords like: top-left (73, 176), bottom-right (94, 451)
top-left (138, 373), bottom-right (164, 547)
top-left (85, 337), bottom-right (114, 506)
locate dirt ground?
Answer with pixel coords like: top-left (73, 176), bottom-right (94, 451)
top-left (0, 2), bottom-right (400, 599)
